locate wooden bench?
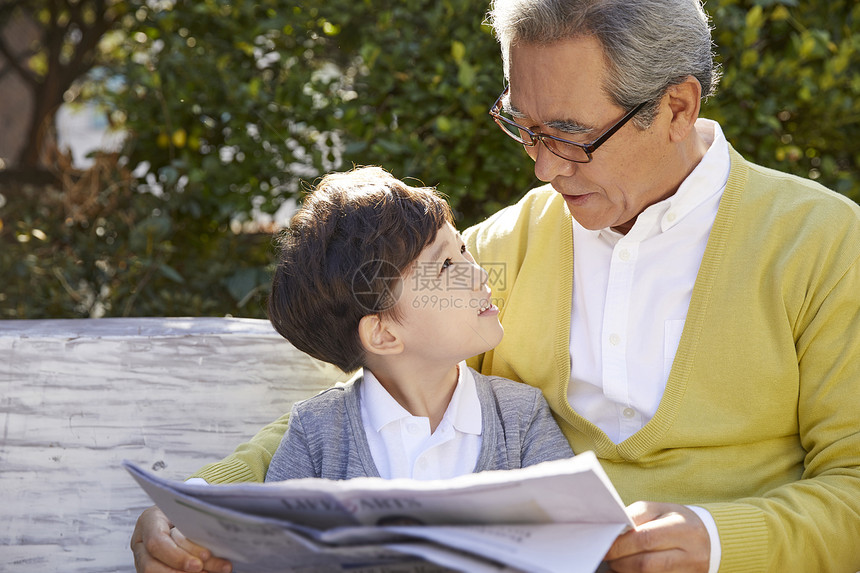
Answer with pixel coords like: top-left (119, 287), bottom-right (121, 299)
top-left (0, 317), bottom-right (342, 572)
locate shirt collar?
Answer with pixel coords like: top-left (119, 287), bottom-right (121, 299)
top-left (360, 362), bottom-right (481, 435)
top-left (446, 364), bottom-right (482, 435)
top-left (582, 118), bottom-right (730, 244)
top-left (657, 118), bottom-right (729, 233)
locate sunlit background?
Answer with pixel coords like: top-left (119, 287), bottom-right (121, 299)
top-left (1, 0), bottom-right (857, 319)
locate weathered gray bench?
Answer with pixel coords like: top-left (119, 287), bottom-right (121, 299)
top-left (0, 317), bottom-right (342, 572)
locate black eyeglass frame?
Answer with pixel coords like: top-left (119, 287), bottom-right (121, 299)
top-left (488, 86), bottom-right (648, 163)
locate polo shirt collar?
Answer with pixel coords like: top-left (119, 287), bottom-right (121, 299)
top-left (360, 362), bottom-right (481, 435)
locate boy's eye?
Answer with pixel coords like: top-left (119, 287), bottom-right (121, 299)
top-left (460, 244), bottom-right (467, 254)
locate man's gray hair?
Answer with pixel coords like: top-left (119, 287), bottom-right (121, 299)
top-left (488, 0), bottom-right (721, 127)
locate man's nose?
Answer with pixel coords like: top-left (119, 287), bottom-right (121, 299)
top-left (532, 142), bottom-right (576, 182)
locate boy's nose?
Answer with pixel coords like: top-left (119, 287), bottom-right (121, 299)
top-left (470, 262), bottom-right (489, 290)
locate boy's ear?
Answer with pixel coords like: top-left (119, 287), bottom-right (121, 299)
top-left (358, 314), bottom-right (404, 356)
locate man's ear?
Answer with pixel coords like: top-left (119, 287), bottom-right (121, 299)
top-left (664, 75), bottom-right (702, 142)
top-left (358, 314), bottom-right (404, 356)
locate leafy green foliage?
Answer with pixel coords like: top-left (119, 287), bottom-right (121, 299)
top-left (98, 0), bottom-right (538, 230)
top-left (0, 154), bottom-right (273, 318)
top-left (1, 0), bottom-right (857, 318)
top-left (98, 0), bottom-right (860, 226)
top-left (703, 0), bottom-right (859, 200)
top-left (291, 0), bottom-right (539, 225)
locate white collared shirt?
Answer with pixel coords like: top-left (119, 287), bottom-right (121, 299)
top-left (359, 362), bottom-right (482, 480)
top-left (567, 119), bottom-right (729, 573)
top-left (568, 119), bottom-right (729, 442)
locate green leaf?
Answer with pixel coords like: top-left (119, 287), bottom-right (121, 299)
top-left (159, 263), bottom-right (185, 284)
top-left (451, 40), bottom-right (466, 64)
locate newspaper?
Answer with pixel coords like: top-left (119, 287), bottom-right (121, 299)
top-left (124, 451), bottom-right (633, 573)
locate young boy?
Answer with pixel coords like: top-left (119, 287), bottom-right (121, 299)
top-left (264, 166), bottom-right (572, 482)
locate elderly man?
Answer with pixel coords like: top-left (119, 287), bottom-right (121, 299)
top-left (133, 1), bottom-right (860, 572)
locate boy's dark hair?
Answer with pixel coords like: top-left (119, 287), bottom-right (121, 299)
top-left (268, 166), bottom-right (455, 373)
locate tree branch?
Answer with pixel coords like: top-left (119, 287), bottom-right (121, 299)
top-left (45, 0), bottom-right (64, 75)
top-left (0, 0), bottom-right (30, 22)
top-left (0, 19), bottom-right (39, 86)
top-left (60, 1), bottom-right (117, 95)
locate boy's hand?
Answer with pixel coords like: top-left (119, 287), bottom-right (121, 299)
top-left (131, 505), bottom-right (233, 573)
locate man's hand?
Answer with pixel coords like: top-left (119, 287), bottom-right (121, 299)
top-left (603, 501), bottom-right (710, 573)
top-left (131, 505), bottom-right (233, 573)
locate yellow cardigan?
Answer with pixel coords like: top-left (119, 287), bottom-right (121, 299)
top-left (462, 146), bottom-right (860, 572)
top-left (194, 147), bottom-right (860, 571)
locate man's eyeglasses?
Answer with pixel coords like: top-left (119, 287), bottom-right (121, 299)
top-left (488, 86), bottom-right (647, 164)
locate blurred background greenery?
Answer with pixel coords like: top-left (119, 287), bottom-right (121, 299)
top-left (0, 0), bottom-right (857, 319)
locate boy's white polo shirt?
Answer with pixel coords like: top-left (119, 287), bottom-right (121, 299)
top-left (360, 361), bottom-right (482, 480)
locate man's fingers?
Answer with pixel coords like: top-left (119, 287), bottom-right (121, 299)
top-left (625, 500), bottom-right (667, 527)
top-left (605, 548), bottom-right (688, 573)
top-left (132, 545), bottom-right (194, 573)
top-left (603, 502), bottom-right (709, 573)
top-left (132, 532), bottom-right (200, 573)
top-left (131, 506), bottom-right (205, 573)
top-left (606, 508), bottom-right (688, 560)
top-left (201, 555), bottom-right (234, 573)
top-left (169, 527), bottom-right (211, 561)
top-left (171, 528), bottom-right (232, 573)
